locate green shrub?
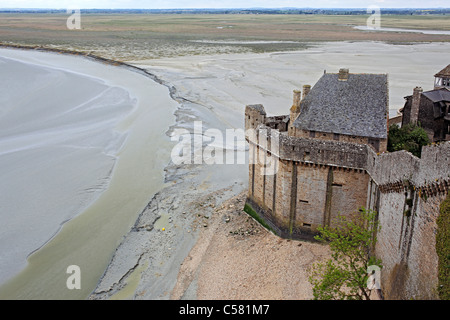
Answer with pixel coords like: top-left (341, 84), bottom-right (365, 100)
top-left (309, 208), bottom-right (382, 300)
top-left (387, 123), bottom-right (430, 158)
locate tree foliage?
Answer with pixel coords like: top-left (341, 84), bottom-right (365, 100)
top-left (309, 208), bottom-right (382, 300)
top-left (387, 123), bottom-right (430, 158)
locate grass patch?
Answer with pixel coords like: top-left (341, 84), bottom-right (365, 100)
top-left (244, 202), bottom-right (274, 234)
top-left (436, 192), bottom-right (450, 300)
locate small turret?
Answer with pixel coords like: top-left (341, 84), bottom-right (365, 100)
top-left (245, 104), bottom-right (266, 131)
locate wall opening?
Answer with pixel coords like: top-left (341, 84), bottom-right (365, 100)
top-left (304, 151), bottom-right (311, 161)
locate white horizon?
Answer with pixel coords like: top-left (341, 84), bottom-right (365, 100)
top-left (0, 0), bottom-right (448, 10)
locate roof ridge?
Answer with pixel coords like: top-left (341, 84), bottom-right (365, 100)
top-left (326, 72), bottom-right (387, 75)
top-left (435, 64), bottom-right (450, 77)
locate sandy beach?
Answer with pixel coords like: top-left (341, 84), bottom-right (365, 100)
top-left (0, 40), bottom-right (449, 300)
top-left (170, 191), bottom-right (331, 300)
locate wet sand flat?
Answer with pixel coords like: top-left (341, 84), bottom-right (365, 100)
top-left (0, 48), bottom-right (178, 299)
top-left (134, 41), bottom-right (450, 121)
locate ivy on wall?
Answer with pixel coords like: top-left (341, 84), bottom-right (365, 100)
top-left (436, 192), bottom-right (450, 300)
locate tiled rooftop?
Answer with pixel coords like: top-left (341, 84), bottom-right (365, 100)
top-left (293, 71), bottom-right (388, 139)
top-left (422, 87), bottom-right (450, 103)
top-left (435, 64), bottom-right (450, 78)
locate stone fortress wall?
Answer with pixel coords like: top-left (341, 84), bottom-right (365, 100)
top-left (245, 103), bottom-right (450, 299)
top-left (367, 143), bottom-right (449, 299)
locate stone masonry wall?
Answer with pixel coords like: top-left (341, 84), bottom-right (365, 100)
top-left (246, 124), bottom-right (374, 240)
top-left (293, 128), bottom-right (387, 153)
top-left (375, 190), bottom-right (446, 299)
top-left (245, 104), bottom-right (450, 298)
top-left (367, 142), bottom-right (450, 300)
top-left (278, 131), bottom-right (369, 170)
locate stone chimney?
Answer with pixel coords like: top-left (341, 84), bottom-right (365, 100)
top-left (289, 90), bottom-right (302, 136)
top-left (292, 89), bottom-right (301, 110)
top-left (410, 86), bottom-right (423, 124)
top-left (302, 85), bottom-right (311, 99)
top-left (338, 68), bottom-right (349, 81)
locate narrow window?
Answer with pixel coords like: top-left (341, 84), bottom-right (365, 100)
top-left (304, 151), bottom-right (311, 161)
top-left (309, 131), bottom-right (316, 138)
top-left (333, 133), bottom-right (340, 141)
top-left (368, 138), bottom-right (380, 152)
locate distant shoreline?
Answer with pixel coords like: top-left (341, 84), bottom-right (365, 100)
top-left (0, 43), bottom-right (180, 100)
top-left (1, 8), bottom-right (449, 15)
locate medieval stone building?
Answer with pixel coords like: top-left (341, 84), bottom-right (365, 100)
top-left (401, 64), bottom-right (450, 142)
top-left (246, 68), bottom-right (389, 240)
top-left (288, 68), bottom-right (388, 153)
top-left (245, 67), bottom-right (450, 299)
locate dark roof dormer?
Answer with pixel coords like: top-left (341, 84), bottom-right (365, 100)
top-left (434, 64), bottom-right (450, 89)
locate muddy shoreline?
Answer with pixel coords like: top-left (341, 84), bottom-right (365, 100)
top-left (0, 43), bottom-right (250, 299)
top-left (88, 92), bottom-right (249, 299)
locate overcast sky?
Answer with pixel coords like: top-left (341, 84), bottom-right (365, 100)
top-left (0, 0), bottom-right (448, 9)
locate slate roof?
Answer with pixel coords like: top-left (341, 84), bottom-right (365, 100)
top-left (247, 104), bottom-right (266, 115)
top-left (293, 72), bottom-right (388, 139)
top-left (422, 87), bottom-right (450, 102)
top-left (435, 64), bottom-right (450, 78)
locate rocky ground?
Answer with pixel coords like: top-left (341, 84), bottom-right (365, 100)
top-left (89, 176), bottom-right (331, 300)
top-left (171, 191), bottom-right (331, 300)
top-left (88, 159), bottom-right (247, 300)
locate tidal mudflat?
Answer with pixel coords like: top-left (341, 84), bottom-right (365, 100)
top-left (0, 48), bottom-right (178, 299)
